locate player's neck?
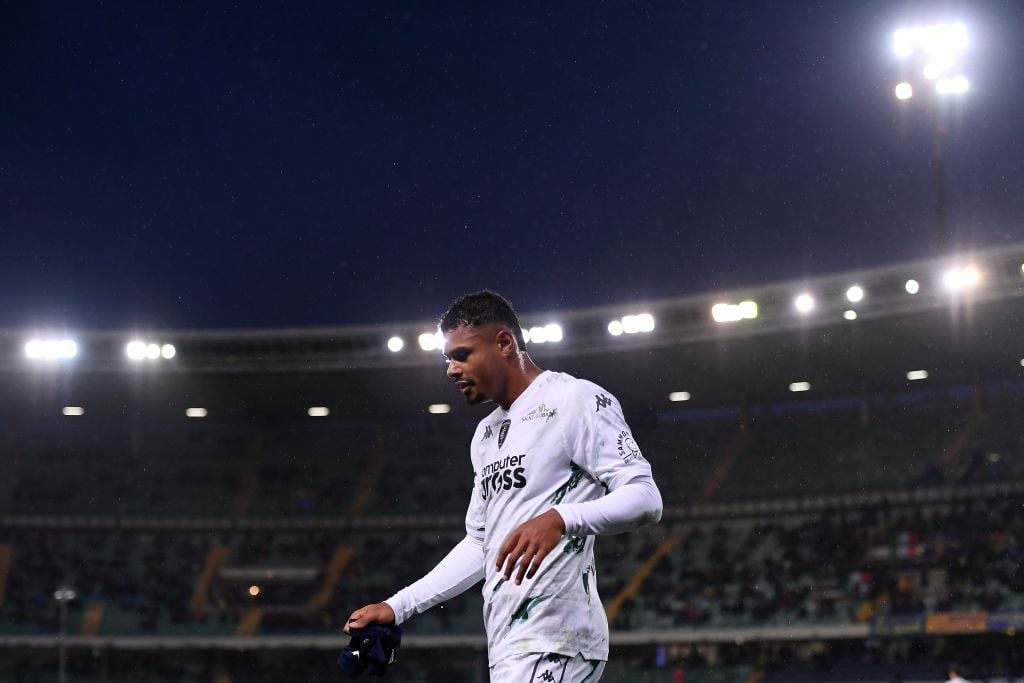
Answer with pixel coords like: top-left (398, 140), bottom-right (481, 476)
top-left (496, 356), bottom-right (543, 411)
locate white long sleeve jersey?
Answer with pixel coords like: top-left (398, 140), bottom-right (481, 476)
top-left (386, 370), bottom-right (662, 666)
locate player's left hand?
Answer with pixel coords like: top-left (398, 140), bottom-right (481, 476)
top-left (496, 508), bottom-right (566, 585)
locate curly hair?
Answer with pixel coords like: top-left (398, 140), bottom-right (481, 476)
top-left (439, 290), bottom-right (527, 350)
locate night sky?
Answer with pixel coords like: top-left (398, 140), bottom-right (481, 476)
top-left (2, 2), bottom-right (1023, 330)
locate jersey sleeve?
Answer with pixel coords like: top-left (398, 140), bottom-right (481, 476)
top-left (464, 468), bottom-right (487, 541)
top-left (562, 380), bottom-right (654, 492)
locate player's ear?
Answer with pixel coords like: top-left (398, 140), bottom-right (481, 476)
top-left (495, 328), bottom-right (516, 357)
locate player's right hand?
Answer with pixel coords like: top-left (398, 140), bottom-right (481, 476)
top-left (343, 602), bottom-right (396, 634)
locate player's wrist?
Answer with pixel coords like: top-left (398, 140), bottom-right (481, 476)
top-left (547, 507), bottom-right (567, 534)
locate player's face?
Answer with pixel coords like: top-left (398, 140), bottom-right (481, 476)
top-left (442, 324), bottom-right (507, 406)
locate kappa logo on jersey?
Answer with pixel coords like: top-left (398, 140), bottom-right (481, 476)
top-left (538, 672), bottom-right (555, 683)
top-left (594, 393), bottom-right (613, 412)
top-left (497, 419), bottom-right (511, 448)
top-left (617, 430), bottom-right (644, 463)
top-left (478, 453), bottom-right (527, 500)
top-left (482, 424), bottom-right (493, 442)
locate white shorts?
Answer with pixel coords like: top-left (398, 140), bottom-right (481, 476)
top-left (489, 652), bottom-right (606, 683)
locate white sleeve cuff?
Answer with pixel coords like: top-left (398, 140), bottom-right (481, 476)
top-left (383, 535), bottom-right (485, 625)
top-left (553, 473), bottom-right (662, 536)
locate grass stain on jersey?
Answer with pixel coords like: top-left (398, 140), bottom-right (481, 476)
top-left (550, 463), bottom-right (586, 504)
top-left (563, 535), bottom-right (586, 554)
top-left (510, 595), bottom-right (549, 624)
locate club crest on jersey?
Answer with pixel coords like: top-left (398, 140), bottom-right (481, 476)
top-left (617, 430), bottom-right (643, 463)
top-left (498, 419), bottom-right (511, 448)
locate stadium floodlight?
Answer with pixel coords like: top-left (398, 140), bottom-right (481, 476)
top-left (127, 340), bottom-right (176, 361)
top-left (428, 403), bottom-right (451, 414)
top-left (893, 22), bottom-right (968, 61)
top-left (186, 407), bottom-right (208, 418)
top-left (894, 82), bottom-right (914, 100)
top-left (418, 331), bottom-right (442, 351)
top-left (846, 286), bottom-right (865, 303)
top-left (936, 74), bottom-right (969, 95)
top-left (620, 313), bottom-right (655, 334)
top-left (905, 279), bottom-right (920, 294)
top-left (942, 264), bottom-right (981, 292)
top-left (307, 407), bottom-right (330, 417)
top-left (161, 344), bottom-right (176, 359)
top-left (844, 310), bottom-right (858, 321)
top-left (794, 293), bottom-right (815, 314)
top-left (607, 320), bottom-right (623, 336)
top-left (712, 300), bottom-right (758, 323)
top-left (248, 585), bottom-right (260, 597)
top-left (789, 381), bottom-right (811, 393)
top-left (62, 406), bottom-right (84, 416)
top-left (146, 343), bottom-right (161, 360)
top-left (126, 341), bottom-right (147, 360)
top-left (668, 391), bottom-right (691, 402)
top-left (526, 323), bottom-right (563, 344)
top-left (25, 338), bottom-right (78, 360)
top-left (387, 336), bottom-right (404, 352)
top-left (907, 370), bottom-right (929, 381)
top-left (1020, 358), bottom-right (1024, 367)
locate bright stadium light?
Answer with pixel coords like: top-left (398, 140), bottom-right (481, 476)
top-left (126, 341), bottom-right (147, 360)
top-left (712, 300), bottom-right (758, 323)
top-left (668, 391), bottom-right (691, 402)
top-left (794, 293), bottom-right (815, 314)
top-left (387, 336), bottom-right (404, 352)
top-left (905, 279), bottom-right (920, 294)
top-left (161, 344), bottom-right (176, 359)
top-left (607, 320), bottom-right (623, 336)
top-left (936, 74), bottom-right (969, 95)
top-left (25, 338), bottom-right (78, 360)
top-left (846, 286), bottom-right (864, 303)
top-left (526, 323), bottom-right (563, 345)
top-left (146, 343), bottom-right (160, 360)
top-left (186, 408), bottom-right (208, 418)
top-left (307, 406), bottom-right (329, 417)
top-left (789, 382), bottom-right (811, 393)
top-left (428, 403), bottom-right (451, 414)
top-left (942, 264), bottom-right (981, 292)
top-left (418, 331), bottom-right (442, 351)
top-left (893, 22), bottom-right (968, 61)
top-left (62, 406), bottom-right (84, 416)
top-left (844, 310), bottom-right (858, 321)
top-left (907, 370), bottom-right (929, 381)
top-left (894, 82), bottom-right (914, 100)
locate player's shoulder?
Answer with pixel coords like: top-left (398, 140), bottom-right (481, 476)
top-left (542, 371), bottom-right (617, 409)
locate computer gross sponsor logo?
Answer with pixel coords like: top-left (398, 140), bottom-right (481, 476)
top-left (478, 453), bottom-right (527, 500)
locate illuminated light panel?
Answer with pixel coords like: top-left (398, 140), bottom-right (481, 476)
top-left (607, 320), bottom-right (623, 336)
top-left (387, 336), bottom-right (404, 353)
top-left (893, 22), bottom-right (968, 60)
top-left (668, 391), bottom-right (691, 402)
top-left (936, 74), bottom-right (969, 95)
top-left (307, 406), bottom-right (330, 417)
top-left (62, 406), bottom-right (84, 416)
top-left (428, 403), bottom-right (451, 414)
top-left (25, 339), bottom-right (78, 360)
top-left (620, 313), bottom-right (655, 334)
top-left (844, 310), bottom-right (858, 321)
top-left (527, 323), bottom-right (563, 344)
top-left (161, 344), bottom-right (176, 359)
top-left (126, 341), bottom-right (147, 360)
top-left (418, 331), bottom-right (442, 351)
top-left (794, 293), bottom-right (815, 314)
top-left (846, 286), bottom-right (864, 303)
top-left (907, 370), bottom-right (929, 381)
top-left (905, 279), bottom-right (920, 294)
top-left (186, 408), bottom-right (208, 418)
top-left (942, 265), bottom-right (981, 292)
top-left (712, 300), bottom-right (758, 323)
top-left (789, 382), bottom-right (811, 393)
top-left (894, 82), bottom-right (914, 100)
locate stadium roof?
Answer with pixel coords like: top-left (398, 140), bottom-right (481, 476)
top-left (2, 243), bottom-right (1022, 421)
